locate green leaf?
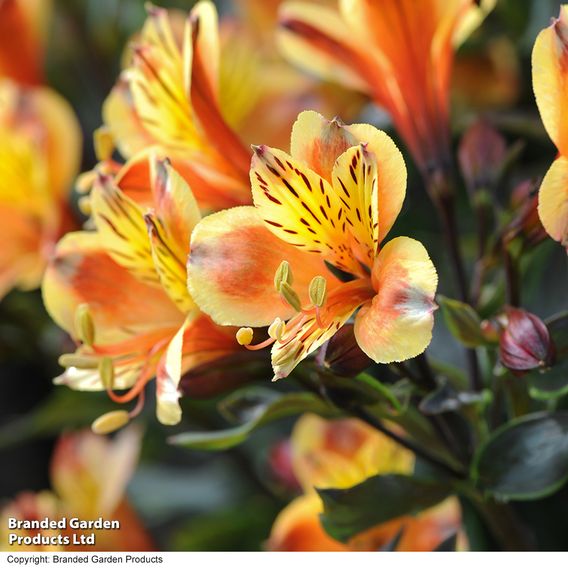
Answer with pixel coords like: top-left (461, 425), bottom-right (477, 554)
top-left (526, 358), bottom-right (568, 400)
top-left (319, 474), bottom-right (450, 542)
top-left (472, 412), bottom-right (568, 500)
top-left (547, 311), bottom-right (568, 356)
top-left (439, 296), bottom-right (485, 347)
top-left (169, 390), bottom-right (332, 451)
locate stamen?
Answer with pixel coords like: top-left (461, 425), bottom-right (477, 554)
top-left (274, 260), bottom-right (293, 291)
top-left (93, 126), bottom-right (114, 162)
top-left (309, 276), bottom-right (327, 308)
top-left (279, 282), bottom-right (302, 312)
top-left (58, 354), bottom-right (99, 369)
top-left (91, 410), bottom-right (130, 435)
top-left (236, 327), bottom-right (254, 346)
top-left (268, 318), bottom-right (286, 341)
top-left (74, 304), bottom-right (95, 346)
top-left (98, 357), bottom-right (115, 390)
top-left (128, 389), bottom-right (146, 419)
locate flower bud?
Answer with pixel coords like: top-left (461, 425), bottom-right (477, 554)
top-left (499, 308), bottom-right (555, 372)
top-left (324, 324), bottom-right (371, 377)
top-left (458, 120), bottom-right (506, 196)
top-left (267, 440), bottom-right (301, 493)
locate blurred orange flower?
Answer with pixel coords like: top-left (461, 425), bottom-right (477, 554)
top-left (0, 0), bottom-right (51, 86)
top-left (43, 155), bottom-right (239, 427)
top-left (532, 5), bottom-right (568, 251)
top-left (267, 414), bottom-right (461, 551)
top-left (102, 1), bottom-right (361, 212)
top-left (278, 0), bottom-right (494, 174)
top-left (1, 427), bottom-right (153, 551)
top-left (0, 79), bottom-right (80, 298)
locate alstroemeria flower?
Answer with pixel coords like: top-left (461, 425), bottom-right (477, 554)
top-left (1, 428), bottom-right (154, 551)
top-left (0, 0), bottom-right (51, 86)
top-left (267, 414), bottom-right (461, 551)
top-left (277, 0), bottom-right (494, 174)
top-left (102, 1), bottom-right (361, 212)
top-left (532, 5), bottom-right (568, 251)
top-left (43, 155), bottom-right (239, 427)
top-left (188, 111), bottom-right (438, 380)
top-left (0, 79), bottom-right (80, 298)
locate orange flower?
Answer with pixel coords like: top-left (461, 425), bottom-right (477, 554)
top-left (0, 79), bottom-right (80, 298)
top-left (267, 414), bottom-right (461, 551)
top-left (278, 0), bottom-right (494, 174)
top-left (532, 5), bottom-right (568, 250)
top-left (102, 1), bottom-right (361, 212)
top-left (43, 155), bottom-right (239, 427)
top-left (1, 428), bottom-right (154, 551)
top-left (0, 0), bottom-right (51, 86)
top-left (188, 111), bottom-right (438, 380)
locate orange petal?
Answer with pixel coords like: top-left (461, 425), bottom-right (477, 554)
top-left (290, 414), bottom-right (413, 492)
top-left (355, 237), bottom-right (438, 363)
top-left (532, 5), bottom-right (568, 155)
top-left (188, 206), bottom-right (330, 327)
top-left (538, 156), bottom-right (568, 249)
top-left (267, 494), bottom-right (347, 552)
top-left (42, 231), bottom-right (182, 345)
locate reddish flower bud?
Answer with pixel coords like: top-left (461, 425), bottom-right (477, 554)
top-left (324, 324), bottom-right (371, 377)
top-left (499, 308), bottom-right (555, 372)
top-left (267, 440), bottom-right (302, 493)
top-left (505, 180), bottom-right (547, 248)
top-left (458, 119), bottom-right (507, 195)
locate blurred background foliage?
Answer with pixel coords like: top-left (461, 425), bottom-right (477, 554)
top-left (0, 0), bottom-right (567, 551)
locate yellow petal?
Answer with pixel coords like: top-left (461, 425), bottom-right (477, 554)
top-left (155, 314), bottom-right (193, 425)
top-left (90, 175), bottom-right (160, 287)
top-left (355, 237), bottom-right (438, 363)
top-left (250, 144), bottom-right (360, 274)
top-left (291, 414), bottom-right (413, 492)
top-left (538, 156), bottom-right (568, 248)
top-left (532, 5), bottom-right (568, 155)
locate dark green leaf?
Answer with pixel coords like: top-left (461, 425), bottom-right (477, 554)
top-left (319, 474), bottom-right (450, 542)
top-left (419, 379), bottom-right (487, 415)
top-left (472, 412), bottom-right (568, 500)
top-left (439, 296), bottom-right (485, 348)
top-left (526, 358), bottom-right (568, 400)
top-left (169, 391), bottom-right (332, 451)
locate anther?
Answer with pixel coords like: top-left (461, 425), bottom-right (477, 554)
top-left (236, 327), bottom-right (254, 346)
top-left (99, 357), bottom-right (115, 391)
top-left (74, 304), bottom-right (95, 346)
top-left (280, 282), bottom-right (302, 312)
top-left (91, 410), bottom-right (130, 435)
top-left (58, 354), bottom-right (99, 369)
top-left (309, 276), bottom-right (327, 307)
top-left (268, 318), bottom-right (286, 342)
top-left (274, 260), bottom-right (293, 291)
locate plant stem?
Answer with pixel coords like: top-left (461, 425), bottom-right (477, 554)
top-left (428, 173), bottom-right (483, 391)
top-left (503, 242), bottom-right (521, 306)
top-left (346, 404), bottom-right (467, 480)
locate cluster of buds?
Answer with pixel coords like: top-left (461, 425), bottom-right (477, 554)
top-left (498, 308), bottom-right (555, 374)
